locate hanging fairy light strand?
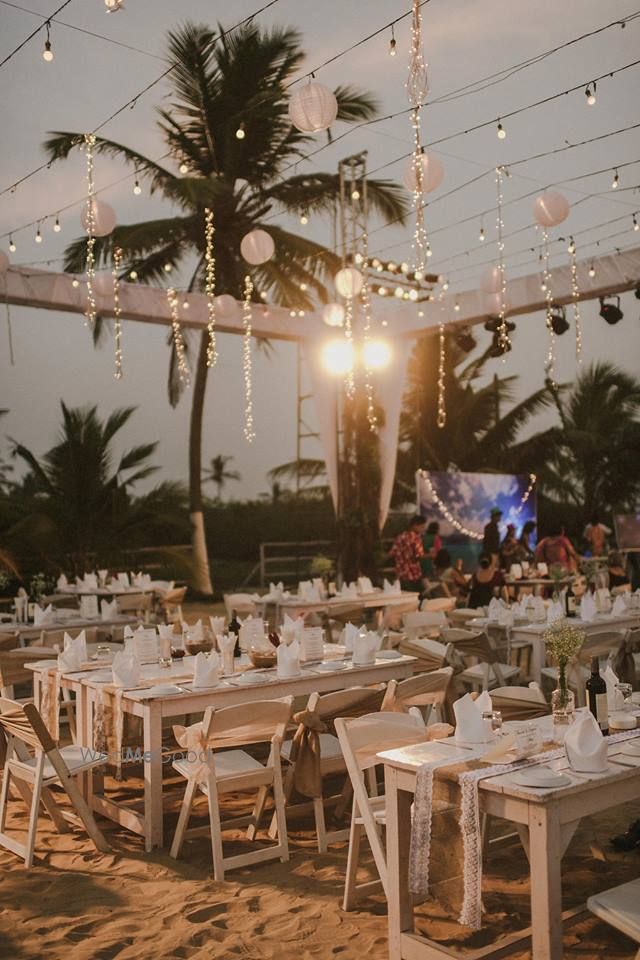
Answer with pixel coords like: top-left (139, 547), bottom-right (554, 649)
top-left (204, 207), bottom-right (218, 367)
top-left (84, 133), bottom-right (97, 327)
top-left (514, 473), bottom-right (537, 514)
top-left (407, 0), bottom-right (430, 273)
top-left (541, 227), bottom-right (556, 385)
top-left (112, 246), bottom-right (123, 380)
top-left (436, 320), bottom-right (446, 428)
top-left (568, 237), bottom-right (582, 362)
top-left (495, 165), bottom-right (510, 353)
top-left (166, 287), bottom-right (190, 386)
top-left (343, 293), bottom-right (356, 399)
top-left (242, 274), bottom-right (255, 443)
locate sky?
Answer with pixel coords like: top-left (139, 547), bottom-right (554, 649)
top-left (1, 0), bottom-right (639, 500)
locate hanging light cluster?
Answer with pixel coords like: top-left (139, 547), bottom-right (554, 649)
top-left (437, 320), bottom-right (446, 429)
top-left (495, 165), bottom-right (510, 354)
top-left (242, 275), bottom-right (255, 443)
top-left (568, 238), bottom-right (582, 362)
top-left (112, 246), bottom-right (123, 380)
top-left (357, 212), bottom-right (377, 431)
top-left (541, 228), bottom-right (556, 386)
top-left (83, 133), bottom-right (97, 327)
top-left (204, 207), bottom-right (218, 367)
top-left (406, 0), bottom-right (430, 273)
top-left (166, 287), bottom-right (190, 386)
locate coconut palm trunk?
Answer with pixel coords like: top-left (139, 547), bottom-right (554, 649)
top-left (189, 331), bottom-right (213, 594)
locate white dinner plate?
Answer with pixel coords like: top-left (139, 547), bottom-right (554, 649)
top-left (313, 661), bottom-right (348, 672)
top-left (148, 683), bottom-right (183, 697)
top-left (376, 650), bottom-right (402, 660)
top-left (235, 672), bottom-right (272, 685)
top-left (619, 740), bottom-right (640, 757)
top-left (511, 767), bottom-right (571, 789)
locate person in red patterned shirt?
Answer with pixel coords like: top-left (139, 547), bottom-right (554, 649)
top-left (390, 515), bottom-right (427, 592)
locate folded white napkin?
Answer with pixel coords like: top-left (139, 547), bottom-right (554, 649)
top-left (277, 638), bottom-right (301, 678)
top-left (98, 568), bottom-right (108, 585)
top-left (158, 623), bottom-right (175, 641)
top-left (100, 598), bottom-right (117, 621)
top-left (383, 578), bottom-right (401, 594)
top-left (33, 603), bottom-right (53, 626)
top-left (218, 633), bottom-right (236, 656)
top-left (339, 582), bottom-right (358, 600)
top-left (509, 564), bottom-right (523, 580)
top-left (56, 573), bottom-right (68, 590)
top-left (564, 711), bottom-right (608, 773)
top-left (476, 689), bottom-right (493, 713)
top-left (341, 622), bottom-right (360, 652)
top-left (57, 630), bottom-right (87, 673)
top-left (191, 651), bottom-right (220, 689)
top-left (547, 600), bottom-right (564, 623)
top-left (116, 572), bottom-right (130, 588)
top-left (611, 593), bottom-right (627, 616)
top-left (603, 664), bottom-right (623, 712)
top-left (83, 573), bottom-right (98, 590)
top-left (454, 692), bottom-right (494, 744)
top-left (209, 616), bottom-right (226, 640)
top-left (580, 591), bottom-right (596, 622)
top-left (352, 630), bottom-right (381, 666)
top-left (281, 614), bottom-right (304, 645)
top-left (112, 650), bottom-right (141, 688)
top-left (357, 576), bottom-right (374, 595)
top-left (123, 625), bottom-right (134, 639)
top-left (498, 606), bottom-right (515, 627)
top-left (488, 597), bottom-right (504, 621)
top-left (511, 600), bottom-right (524, 618)
top-left (265, 580), bottom-right (285, 601)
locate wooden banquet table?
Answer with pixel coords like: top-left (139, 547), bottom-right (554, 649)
top-left (57, 583), bottom-right (162, 597)
top-left (254, 589), bottom-right (420, 623)
top-left (380, 718), bottom-right (640, 960)
top-left (0, 614), bottom-right (138, 646)
top-left (30, 650), bottom-right (415, 852)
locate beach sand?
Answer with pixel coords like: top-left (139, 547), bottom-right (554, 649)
top-left (0, 759), bottom-right (638, 960)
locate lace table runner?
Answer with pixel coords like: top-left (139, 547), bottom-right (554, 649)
top-left (409, 729), bottom-right (640, 930)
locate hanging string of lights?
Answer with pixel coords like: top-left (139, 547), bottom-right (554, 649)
top-left (112, 245), bottom-right (123, 380)
top-left (343, 293), bottom-right (355, 399)
top-left (242, 274), bottom-right (255, 443)
top-left (495, 165), bottom-right (510, 353)
top-left (406, 0), bottom-right (430, 273)
top-left (166, 287), bottom-right (190, 386)
top-left (541, 228), bottom-right (556, 386)
top-left (436, 319), bottom-right (446, 428)
top-left (567, 236), bottom-right (582, 362)
top-left (514, 474), bottom-right (537, 514)
top-left (83, 133), bottom-right (97, 328)
top-left (204, 207), bottom-right (218, 367)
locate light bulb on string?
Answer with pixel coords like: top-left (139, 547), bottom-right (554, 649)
top-left (163, 263), bottom-right (172, 273)
top-left (414, 268), bottom-right (424, 281)
top-left (133, 178), bottom-right (142, 196)
top-left (479, 223), bottom-right (485, 242)
top-left (71, 277), bottom-right (80, 288)
top-left (585, 82), bottom-right (596, 106)
top-left (454, 300), bottom-right (460, 312)
top-left (42, 22), bottom-right (53, 61)
top-left (442, 279), bottom-right (449, 291)
top-left (426, 242), bottom-right (432, 258)
top-left (588, 263), bottom-right (596, 278)
top-left (496, 120), bottom-right (506, 140)
top-left (351, 187), bottom-right (360, 201)
top-left (567, 236), bottom-right (575, 254)
top-left (35, 225), bottom-right (42, 244)
top-left (299, 210), bottom-right (309, 225)
top-left (179, 160), bottom-right (189, 174)
top-left (634, 214), bottom-right (639, 232)
top-left (182, 299), bottom-right (190, 310)
top-left (388, 23), bottom-right (397, 56)
top-left (9, 236), bottom-right (16, 252)
top-left (388, 261), bottom-right (397, 273)
top-left (129, 270), bottom-right (138, 280)
top-left (53, 215), bottom-right (61, 233)
top-left (612, 169), bottom-right (619, 189)
top-left (235, 122), bottom-right (246, 140)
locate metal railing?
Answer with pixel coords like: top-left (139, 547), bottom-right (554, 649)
top-left (258, 539), bottom-right (397, 587)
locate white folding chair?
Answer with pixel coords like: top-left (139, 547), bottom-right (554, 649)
top-left (382, 668), bottom-right (454, 724)
top-left (0, 697), bottom-right (109, 867)
top-left (159, 586), bottom-right (186, 625)
top-left (587, 879), bottom-right (640, 957)
top-left (116, 592), bottom-right (152, 624)
top-left (442, 627), bottom-right (519, 692)
top-left (170, 697), bottom-right (292, 881)
top-left (223, 592), bottom-right (258, 619)
top-left (420, 596), bottom-right (456, 614)
top-left (335, 711), bottom-right (430, 910)
top-left (403, 610), bottom-right (447, 642)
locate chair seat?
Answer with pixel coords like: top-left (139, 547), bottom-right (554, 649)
top-left (460, 662), bottom-right (519, 683)
top-left (587, 878), bottom-right (640, 944)
top-left (281, 733), bottom-right (342, 762)
top-left (173, 748), bottom-right (264, 785)
top-left (12, 744), bottom-right (107, 783)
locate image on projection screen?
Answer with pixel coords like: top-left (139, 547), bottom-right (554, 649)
top-left (613, 514), bottom-right (640, 551)
top-left (416, 470), bottom-right (537, 542)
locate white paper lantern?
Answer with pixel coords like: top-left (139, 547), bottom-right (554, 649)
top-left (403, 151), bottom-right (444, 194)
top-left (92, 271), bottom-right (113, 296)
top-left (240, 229), bottom-right (275, 265)
top-left (335, 267), bottom-right (363, 299)
top-left (288, 81), bottom-right (338, 133)
top-left (532, 190), bottom-right (570, 228)
top-left (214, 293), bottom-right (239, 318)
top-left (0, 250), bottom-right (9, 274)
top-left (322, 302), bottom-right (345, 327)
top-left (80, 199), bottom-right (117, 237)
top-left (480, 265), bottom-right (502, 294)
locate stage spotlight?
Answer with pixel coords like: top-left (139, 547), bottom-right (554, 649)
top-left (454, 327), bottom-right (477, 352)
top-left (550, 306), bottom-right (570, 335)
top-left (599, 296), bottom-right (624, 325)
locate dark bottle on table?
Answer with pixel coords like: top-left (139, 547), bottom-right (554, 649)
top-left (565, 580), bottom-right (576, 618)
top-left (586, 656), bottom-right (609, 735)
top-left (228, 609), bottom-right (242, 657)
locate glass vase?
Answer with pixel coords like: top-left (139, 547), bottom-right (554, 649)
top-left (551, 664), bottom-right (575, 731)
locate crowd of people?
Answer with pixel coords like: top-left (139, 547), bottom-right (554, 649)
top-left (390, 509), bottom-right (632, 609)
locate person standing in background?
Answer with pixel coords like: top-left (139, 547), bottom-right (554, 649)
top-left (483, 507), bottom-right (502, 563)
top-left (535, 523), bottom-right (578, 573)
top-left (421, 521), bottom-right (442, 579)
top-left (500, 523), bottom-right (519, 569)
top-left (390, 515), bottom-right (426, 594)
top-left (516, 520), bottom-right (536, 562)
top-left (583, 513), bottom-right (612, 556)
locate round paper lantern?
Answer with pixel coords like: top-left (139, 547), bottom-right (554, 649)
top-left (335, 267), bottom-right (363, 299)
top-left (288, 81), bottom-right (338, 133)
top-left (240, 229), bottom-right (275, 265)
top-left (480, 265), bottom-right (502, 294)
top-left (484, 291), bottom-right (511, 317)
top-left (214, 293), bottom-right (239, 318)
top-left (322, 302), bottom-right (345, 327)
top-left (403, 152), bottom-right (444, 194)
top-left (80, 199), bottom-right (116, 237)
top-left (532, 190), bottom-right (570, 228)
top-left (92, 271), bottom-right (113, 296)
top-left (0, 250), bottom-right (9, 274)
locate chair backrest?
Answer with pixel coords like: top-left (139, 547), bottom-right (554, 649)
top-left (41, 594), bottom-right (80, 610)
top-left (161, 586), bottom-right (187, 606)
top-left (327, 602), bottom-right (366, 626)
top-left (403, 610), bottom-right (446, 641)
top-left (0, 696), bottom-right (55, 753)
top-left (420, 597), bottom-right (456, 614)
top-left (223, 593), bottom-right (257, 619)
top-left (576, 630), bottom-right (627, 665)
top-left (448, 608), bottom-right (481, 625)
top-left (0, 647), bottom-right (53, 694)
top-left (380, 597), bottom-right (419, 632)
top-left (441, 627), bottom-right (497, 663)
top-left (38, 627), bottom-right (98, 649)
top-left (116, 593), bottom-right (152, 614)
top-left (335, 711), bottom-right (427, 772)
top-left (382, 668), bottom-right (454, 712)
top-left (398, 636), bottom-right (447, 671)
top-left (305, 684), bottom-right (387, 723)
top-left (490, 685), bottom-right (550, 720)
top-left (201, 697), bottom-right (293, 750)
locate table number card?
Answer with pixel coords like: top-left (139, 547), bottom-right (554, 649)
top-left (301, 627), bottom-right (324, 662)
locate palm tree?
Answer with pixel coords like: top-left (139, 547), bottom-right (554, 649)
top-left (44, 21), bottom-right (407, 595)
top-left (0, 410), bottom-right (12, 492)
top-left (3, 402), bottom-right (187, 572)
top-left (203, 453), bottom-right (241, 499)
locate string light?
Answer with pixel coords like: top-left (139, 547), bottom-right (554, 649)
top-left (585, 82), bottom-right (596, 105)
top-left (407, 0), bottom-right (429, 106)
top-left (358, 210), bottom-right (378, 430)
top-left (204, 207), bottom-right (217, 367)
top-left (454, 299), bottom-right (460, 312)
top-left (163, 262), bottom-right (172, 273)
top-left (84, 133), bottom-right (97, 327)
top-left (495, 165), bottom-right (510, 354)
top-left (133, 177), bottom-right (142, 196)
top-left (351, 187), bottom-right (361, 201)
top-left (388, 24), bottom-right (397, 56)
top-left (569, 240), bottom-right (582, 363)
top-left (479, 223), bottom-right (485, 242)
top-left (407, 0), bottom-right (430, 274)
top-left (53, 216), bottom-right (61, 233)
top-left (112, 246), bottom-right (123, 380)
top-left (514, 473), bottom-right (537, 514)
top-left (35, 225), bottom-right (42, 244)
top-left (612, 168), bottom-right (619, 189)
top-left (129, 269), bottom-right (138, 280)
top-left (42, 21), bottom-right (53, 62)
top-left (166, 287), bottom-right (190, 386)
top-left (442, 278), bottom-right (449, 291)
top-left (342, 291), bottom-right (355, 398)
top-left (71, 277), bottom-right (80, 288)
top-left (634, 214), bottom-right (639, 232)
top-left (437, 320), bottom-right (446, 428)
top-left (242, 274), bottom-right (255, 442)
top-left (235, 122), bottom-right (246, 140)
top-left (179, 159), bottom-right (189, 174)
top-left (588, 263), bottom-right (596, 278)
top-left (496, 120), bottom-right (506, 139)
top-left (8, 236), bottom-right (15, 252)
top-left (541, 228), bottom-right (556, 386)
top-left (299, 210), bottom-right (309, 225)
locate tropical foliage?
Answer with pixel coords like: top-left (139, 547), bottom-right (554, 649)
top-left (203, 454), bottom-right (241, 499)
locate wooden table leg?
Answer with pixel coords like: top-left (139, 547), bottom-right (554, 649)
top-left (143, 702), bottom-right (163, 851)
top-left (528, 802), bottom-right (563, 960)
top-left (385, 765), bottom-right (414, 960)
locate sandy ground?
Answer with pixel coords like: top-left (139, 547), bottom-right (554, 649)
top-left (0, 756), bottom-right (638, 960)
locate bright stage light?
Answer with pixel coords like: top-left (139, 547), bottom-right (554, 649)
top-left (322, 338), bottom-right (354, 375)
top-left (363, 338), bottom-right (391, 370)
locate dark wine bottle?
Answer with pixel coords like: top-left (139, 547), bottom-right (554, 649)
top-left (586, 656), bottom-right (608, 734)
top-left (228, 609), bottom-right (242, 657)
top-left (565, 580), bottom-right (576, 618)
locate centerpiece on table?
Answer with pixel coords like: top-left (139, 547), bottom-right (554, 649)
top-left (543, 618), bottom-right (585, 725)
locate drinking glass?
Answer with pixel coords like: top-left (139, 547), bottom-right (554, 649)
top-left (483, 710), bottom-right (503, 735)
top-left (615, 682), bottom-right (633, 711)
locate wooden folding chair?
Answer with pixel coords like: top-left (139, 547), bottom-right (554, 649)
top-left (116, 593), bottom-right (152, 624)
top-left (442, 627), bottom-right (519, 692)
top-left (403, 610), bottom-right (447, 642)
top-left (270, 685), bottom-right (387, 853)
top-left (420, 596), bottom-right (456, 614)
top-left (382, 668), bottom-right (454, 724)
top-left (0, 647), bottom-right (52, 700)
top-left (490, 684), bottom-right (550, 721)
top-left (158, 586), bottom-right (186, 625)
top-left (335, 711), bottom-right (431, 910)
top-left (587, 878), bottom-right (640, 957)
top-left (376, 597), bottom-right (420, 635)
top-left (170, 697), bottom-right (293, 881)
top-left (40, 594), bottom-right (80, 610)
top-left (0, 697), bottom-right (109, 867)
top-left (323, 602), bottom-right (366, 644)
